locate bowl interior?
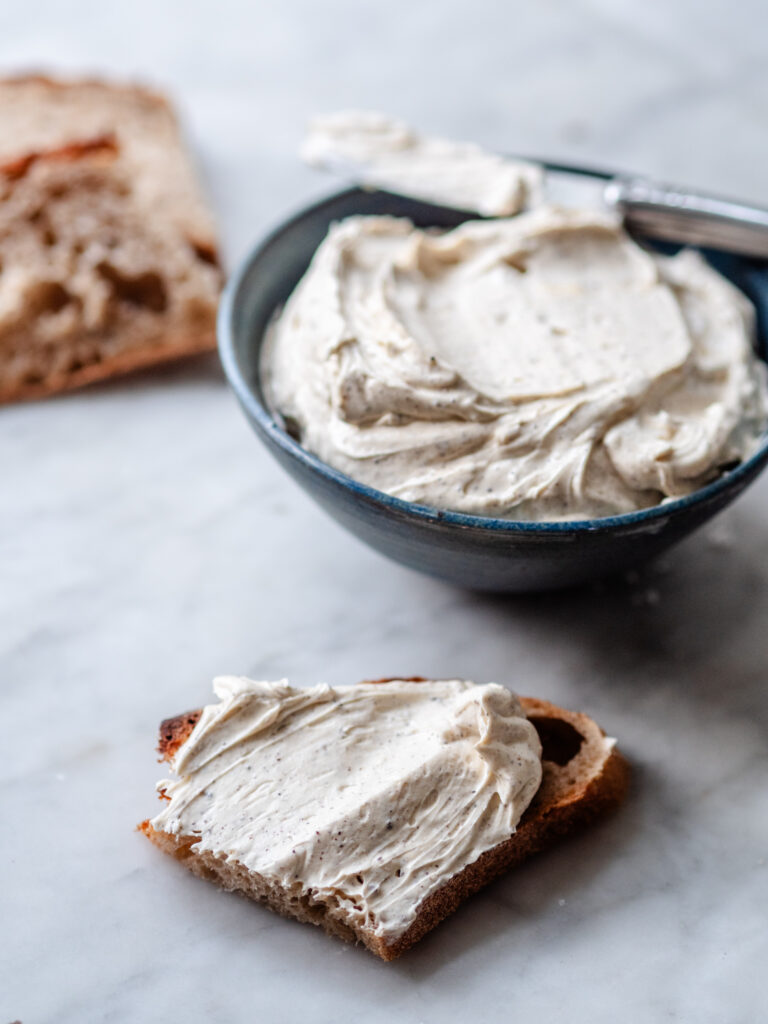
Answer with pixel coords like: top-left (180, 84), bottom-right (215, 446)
top-left (220, 165), bottom-right (768, 534)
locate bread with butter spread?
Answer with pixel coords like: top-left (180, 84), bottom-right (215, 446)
top-left (140, 678), bottom-right (628, 960)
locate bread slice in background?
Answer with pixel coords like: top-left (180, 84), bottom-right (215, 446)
top-left (140, 688), bottom-right (629, 961)
top-left (0, 76), bottom-right (221, 402)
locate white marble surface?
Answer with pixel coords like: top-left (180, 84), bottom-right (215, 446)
top-left (2, 1), bottom-right (768, 1021)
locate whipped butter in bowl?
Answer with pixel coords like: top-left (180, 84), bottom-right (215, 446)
top-left (219, 133), bottom-right (768, 588)
top-left (262, 205), bottom-right (767, 522)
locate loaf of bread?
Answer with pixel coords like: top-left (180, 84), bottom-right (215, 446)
top-left (140, 681), bottom-right (629, 960)
top-left (0, 76), bottom-right (221, 402)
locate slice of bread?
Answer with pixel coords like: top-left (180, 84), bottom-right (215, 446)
top-left (0, 76), bottom-right (221, 402)
top-left (140, 684), bottom-right (629, 960)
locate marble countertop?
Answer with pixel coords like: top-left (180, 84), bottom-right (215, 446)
top-left (3, 1), bottom-right (768, 1021)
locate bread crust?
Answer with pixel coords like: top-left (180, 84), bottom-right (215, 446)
top-left (157, 709), bottom-right (203, 762)
top-left (0, 330), bottom-right (217, 404)
top-left (0, 71), bottom-right (170, 97)
top-left (141, 684), bottom-right (629, 960)
top-left (0, 134), bottom-right (119, 181)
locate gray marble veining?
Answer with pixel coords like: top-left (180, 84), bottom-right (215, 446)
top-left (2, 1), bottom-right (767, 1021)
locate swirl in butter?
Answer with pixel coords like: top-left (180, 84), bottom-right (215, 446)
top-left (151, 676), bottom-right (543, 941)
top-left (262, 206), bottom-right (768, 521)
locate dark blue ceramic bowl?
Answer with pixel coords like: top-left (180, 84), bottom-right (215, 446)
top-left (218, 164), bottom-right (768, 591)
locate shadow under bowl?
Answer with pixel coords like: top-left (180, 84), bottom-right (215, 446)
top-left (218, 165), bottom-right (768, 592)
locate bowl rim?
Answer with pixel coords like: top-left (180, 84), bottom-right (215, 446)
top-left (218, 164), bottom-right (768, 536)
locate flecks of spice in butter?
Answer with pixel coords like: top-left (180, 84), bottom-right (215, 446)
top-left (152, 676), bottom-right (542, 940)
top-left (262, 207), bottom-right (768, 521)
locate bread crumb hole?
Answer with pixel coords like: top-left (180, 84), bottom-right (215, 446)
top-left (191, 241), bottom-right (218, 266)
top-left (97, 261), bottom-right (168, 312)
top-left (35, 281), bottom-right (77, 314)
top-left (29, 207), bottom-right (58, 246)
top-left (528, 716), bottom-right (585, 766)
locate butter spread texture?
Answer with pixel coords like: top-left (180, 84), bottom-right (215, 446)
top-left (302, 110), bottom-right (542, 216)
top-left (262, 207), bottom-right (768, 520)
top-left (151, 676), bottom-right (543, 941)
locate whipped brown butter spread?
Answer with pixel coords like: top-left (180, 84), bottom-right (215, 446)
top-left (263, 206), bottom-right (768, 520)
top-left (151, 676), bottom-right (543, 941)
top-left (302, 111), bottom-right (542, 216)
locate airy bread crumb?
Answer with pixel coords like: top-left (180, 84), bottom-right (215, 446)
top-left (0, 76), bottom-right (221, 402)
